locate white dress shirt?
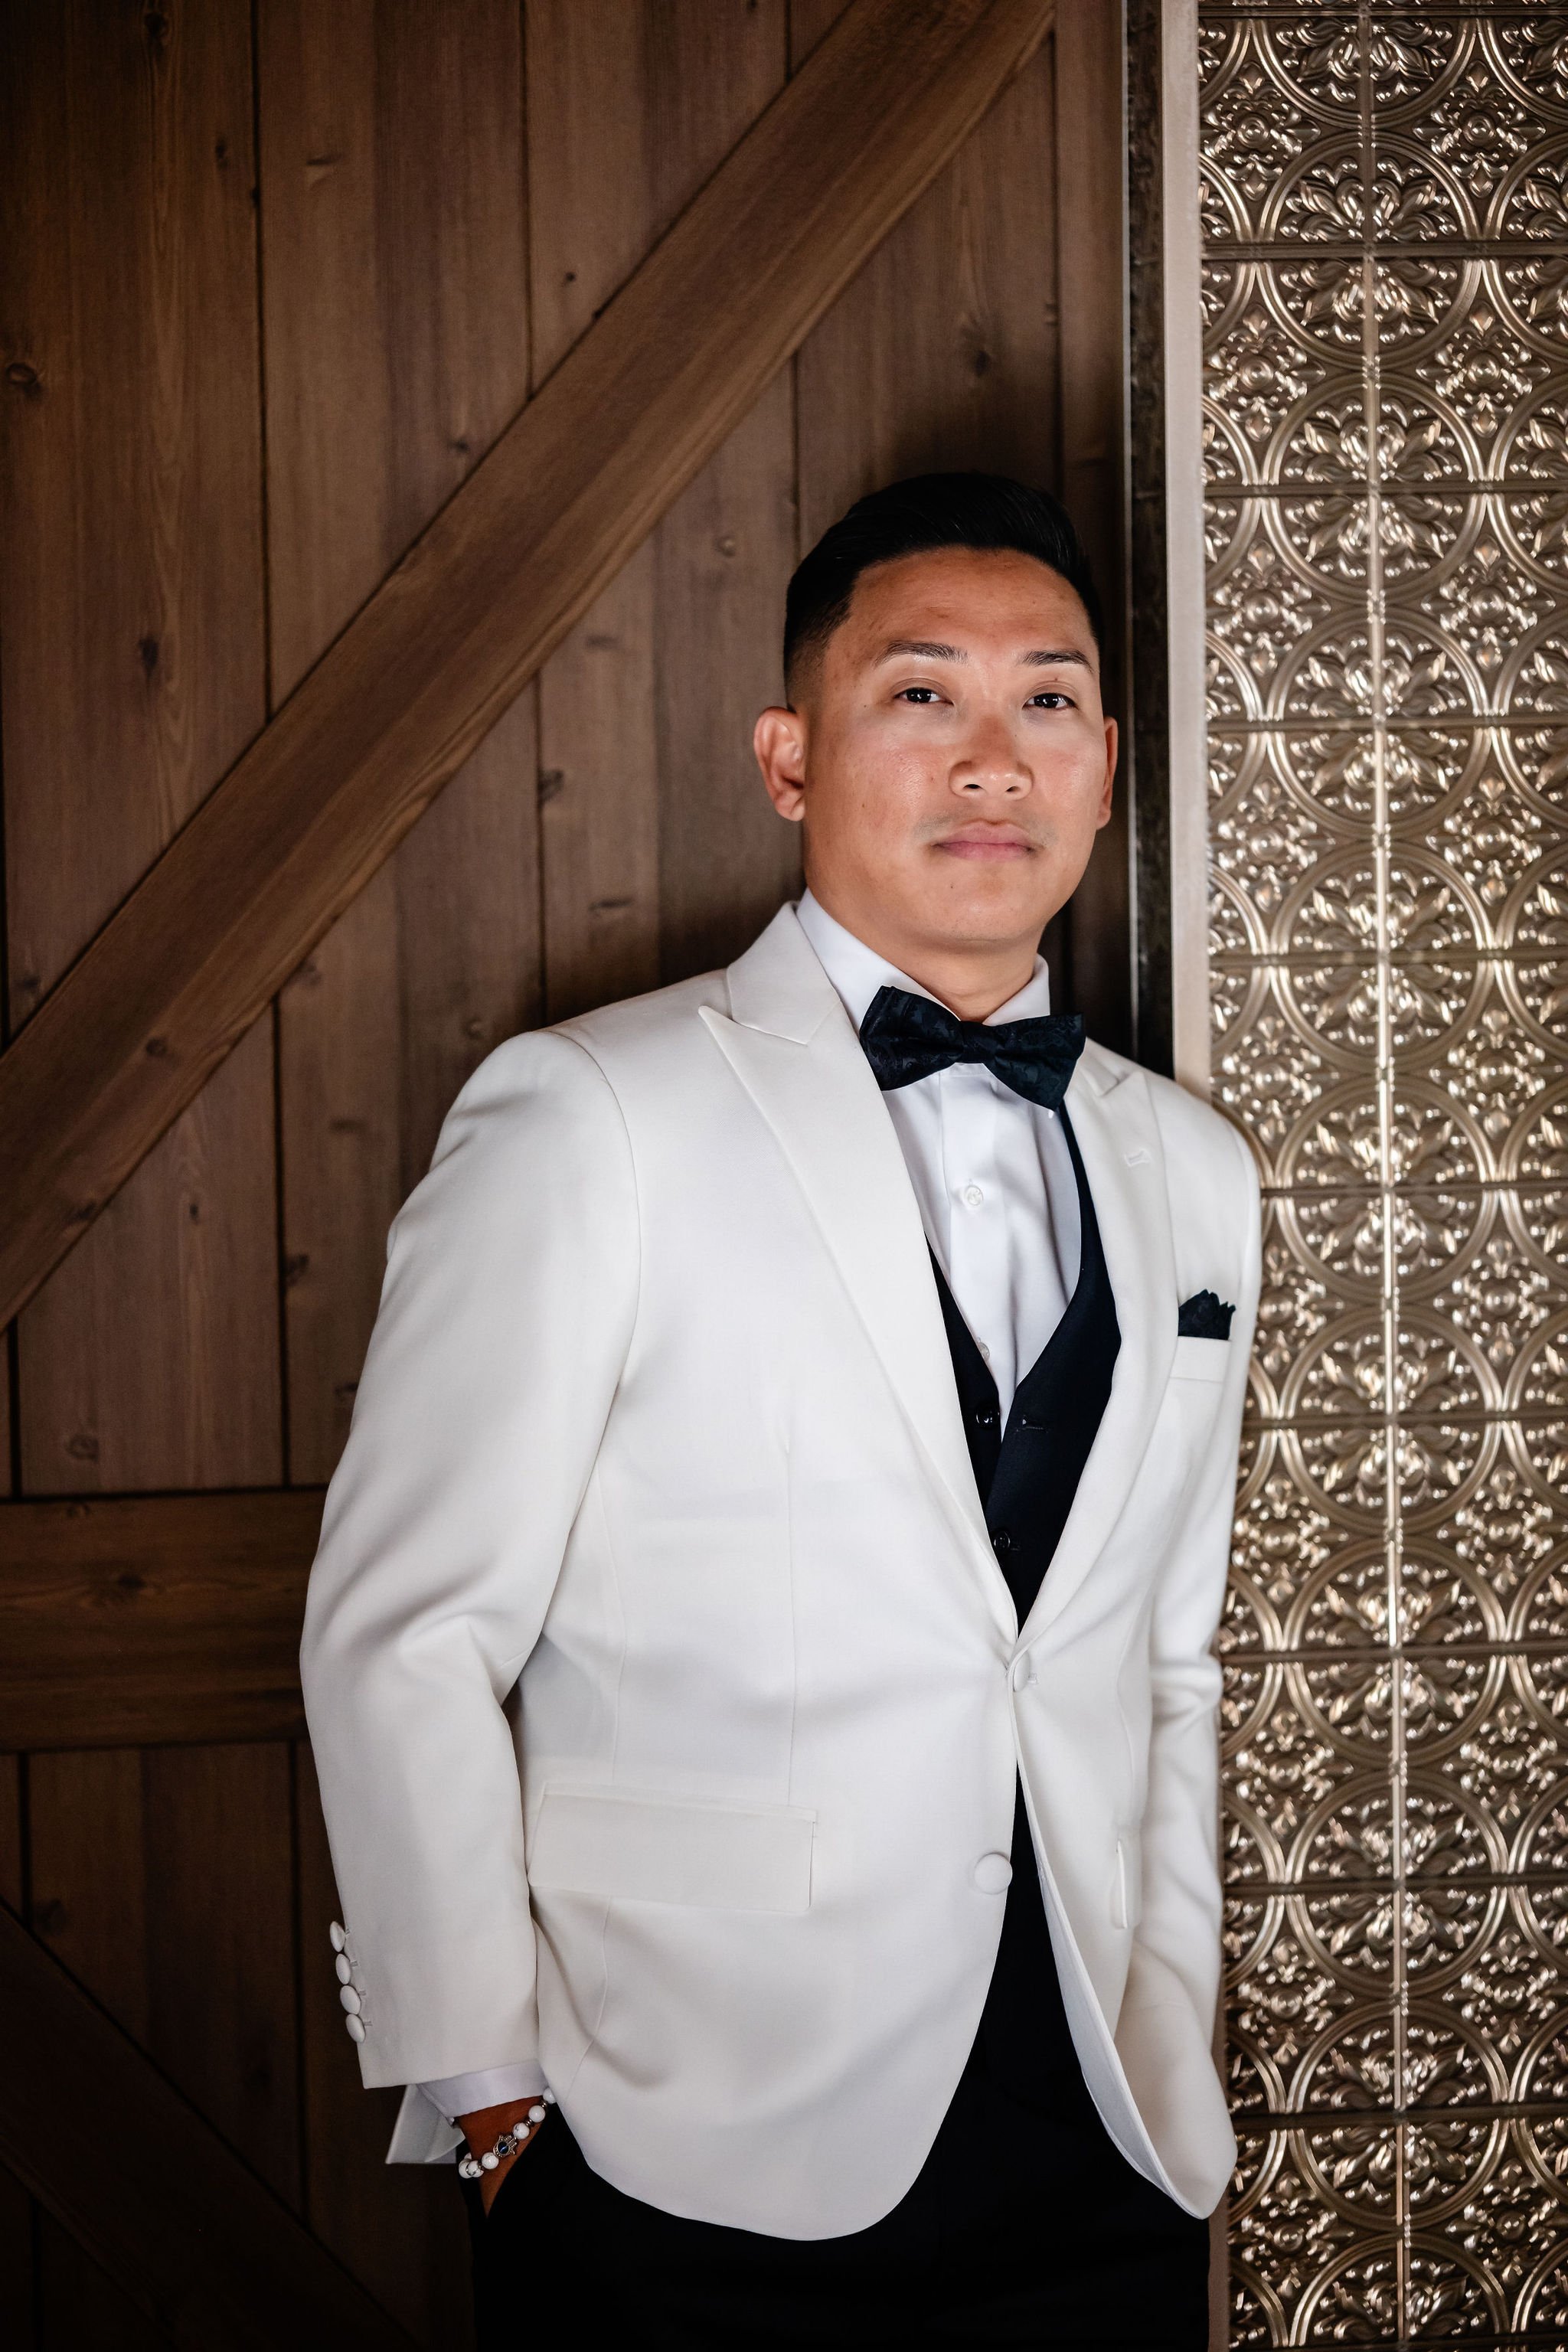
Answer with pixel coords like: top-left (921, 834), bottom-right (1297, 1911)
top-left (415, 891), bottom-right (1081, 2128)
top-left (795, 890), bottom-right (1080, 1414)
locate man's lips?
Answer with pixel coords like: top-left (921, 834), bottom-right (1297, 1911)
top-left (932, 828), bottom-right (1038, 861)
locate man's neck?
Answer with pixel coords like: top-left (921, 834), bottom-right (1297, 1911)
top-left (805, 887), bottom-right (1040, 1023)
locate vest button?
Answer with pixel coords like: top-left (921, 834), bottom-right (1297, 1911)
top-left (972, 1852), bottom-right (1013, 1894)
top-left (991, 1530), bottom-right (1014, 1557)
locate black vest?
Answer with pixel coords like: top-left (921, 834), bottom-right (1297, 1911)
top-left (931, 1111), bottom-right (1121, 2114)
top-left (931, 1112), bottom-right (1120, 1621)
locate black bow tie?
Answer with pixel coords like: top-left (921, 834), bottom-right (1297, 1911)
top-left (858, 985), bottom-right (1085, 1111)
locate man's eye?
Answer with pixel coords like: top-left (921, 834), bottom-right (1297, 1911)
top-left (894, 686), bottom-right (943, 704)
top-left (1025, 691), bottom-right (1071, 710)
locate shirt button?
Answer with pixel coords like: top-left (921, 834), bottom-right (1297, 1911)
top-left (340, 1985), bottom-right (362, 2014)
top-left (328, 1920), bottom-right (347, 1952)
top-left (991, 1530), bottom-right (1015, 1557)
top-left (962, 1183), bottom-right (985, 1208)
top-left (334, 1954), bottom-right (352, 1985)
top-left (972, 1853), bottom-right (1013, 1894)
top-left (345, 2014), bottom-right (366, 2043)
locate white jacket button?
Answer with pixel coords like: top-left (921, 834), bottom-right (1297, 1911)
top-left (1010, 1655), bottom-right (1034, 1690)
top-left (339, 1985), bottom-right (362, 2014)
top-left (334, 1953), bottom-right (352, 1984)
top-left (328, 1920), bottom-right (347, 1952)
top-left (972, 1852), bottom-right (1012, 1893)
top-left (345, 2014), bottom-right (366, 2043)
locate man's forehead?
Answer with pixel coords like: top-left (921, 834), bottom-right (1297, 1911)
top-left (844, 547), bottom-right (1096, 652)
top-left (846, 567), bottom-right (1105, 672)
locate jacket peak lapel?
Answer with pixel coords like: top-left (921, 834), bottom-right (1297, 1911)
top-left (707, 910), bottom-right (1008, 1631)
top-left (1019, 1054), bottom-right (1179, 1646)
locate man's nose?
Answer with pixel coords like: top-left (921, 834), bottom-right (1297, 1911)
top-left (952, 716), bottom-right (1031, 795)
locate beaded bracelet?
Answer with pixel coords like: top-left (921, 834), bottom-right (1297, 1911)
top-left (457, 2089), bottom-right (556, 2180)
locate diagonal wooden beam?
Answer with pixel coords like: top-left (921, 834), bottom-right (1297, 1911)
top-left (0, 0), bottom-right (1054, 1331)
top-left (0, 1491), bottom-right (320, 1750)
top-left (0, 1901), bottom-right (418, 2350)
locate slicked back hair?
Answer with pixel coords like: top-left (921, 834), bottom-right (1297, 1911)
top-left (782, 472), bottom-right (1102, 702)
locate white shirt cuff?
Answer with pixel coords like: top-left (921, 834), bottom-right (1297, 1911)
top-left (416, 2063), bottom-right (545, 2121)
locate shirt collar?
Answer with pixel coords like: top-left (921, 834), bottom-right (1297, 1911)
top-left (795, 890), bottom-right (1052, 1034)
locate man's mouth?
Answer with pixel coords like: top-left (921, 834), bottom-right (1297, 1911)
top-left (932, 825), bottom-right (1038, 861)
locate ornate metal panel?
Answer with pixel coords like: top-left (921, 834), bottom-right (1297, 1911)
top-left (1197, 8), bottom-right (1568, 2342)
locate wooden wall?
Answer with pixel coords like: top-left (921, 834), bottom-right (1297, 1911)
top-left (0, 3), bottom-right (1124, 2341)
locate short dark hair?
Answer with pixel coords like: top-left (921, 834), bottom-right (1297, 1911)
top-left (782, 472), bottom-right (1102, 699)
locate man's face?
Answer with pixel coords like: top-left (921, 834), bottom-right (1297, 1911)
top-left (754, 546), bottom-right (1115, 973)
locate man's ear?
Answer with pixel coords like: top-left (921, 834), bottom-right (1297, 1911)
top-left (754, 707), bottom-right (808, 823)
top-left (1096, 717), bottom-right (1118, 830)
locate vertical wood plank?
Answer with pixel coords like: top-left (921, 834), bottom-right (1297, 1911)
top-left (655, 378), bottom-right (801, 980)
top-left (1055, 0), bottom-right (1130, 1050)
top-left (644, 1), bottom-right (799, 985)
top-left (0, 1752), bottom-right (32, 2352)
top-left (26, 1751), bottom-right (170, 2347)
top-left (794, 31), bottom-right (1060, 537)
top-left (1, 0), bottom-right (280, 1494)
top-left (142, 1744), bottom-right (301, 2197)
top-left (27, 1753), bottom-right (150, 2043)
top-left (260, 0), bottom-right (537, 1487)
top-left (0, 2168), bottom-right (33, 2352)
top-left (537, 547), bottom-right (661, 1021)
top-left (529, 1), bottom-right (794, 1018)
top-left (527, 1), bottom-right (662, 1022)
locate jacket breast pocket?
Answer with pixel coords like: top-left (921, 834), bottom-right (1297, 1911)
top-left (528, 1784), bottom-right (816, 1914)
top-left (1170, 1334), bottom-right (1230, 1383)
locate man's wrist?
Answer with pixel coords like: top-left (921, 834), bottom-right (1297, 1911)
top-left (458, 2091), bottom-right (554, 2210)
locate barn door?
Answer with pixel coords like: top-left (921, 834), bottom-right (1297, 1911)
top-left (0, 5), bottom-right (1126, 2343)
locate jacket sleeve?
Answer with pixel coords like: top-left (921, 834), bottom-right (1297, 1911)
top-left (1122, 1112), bottom-right (1260, 2069)
top-left (299, 1028), bottom-right (639, 2089)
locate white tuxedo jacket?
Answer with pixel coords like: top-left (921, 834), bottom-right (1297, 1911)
top-left (300, 906), bottom-right (1259, 2236)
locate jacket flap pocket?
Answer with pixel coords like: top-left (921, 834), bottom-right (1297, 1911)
top-left (529, 1785), bottom-right (816, 1913)
top-left (1171, 1334), bottom-right (1230, 1383)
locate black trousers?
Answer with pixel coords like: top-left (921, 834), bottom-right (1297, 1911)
top-left (466, 1791), bottom-right (1210, 2347)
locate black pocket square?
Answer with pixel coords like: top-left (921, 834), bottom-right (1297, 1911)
top-left (1178, 1289), bottom-right (1235, 1341)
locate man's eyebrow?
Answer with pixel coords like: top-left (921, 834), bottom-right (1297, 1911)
top-left (874, 639), bottom-right (1092, 669)
top-left (877, 638), bottom-right (965, 662)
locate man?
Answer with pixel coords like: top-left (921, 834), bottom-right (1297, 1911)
top-left (302, 475), bottom-right (1257, 2345)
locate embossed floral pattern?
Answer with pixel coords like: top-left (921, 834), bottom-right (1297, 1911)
top-left (1200, 7), bottom-right (1568, 2338)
